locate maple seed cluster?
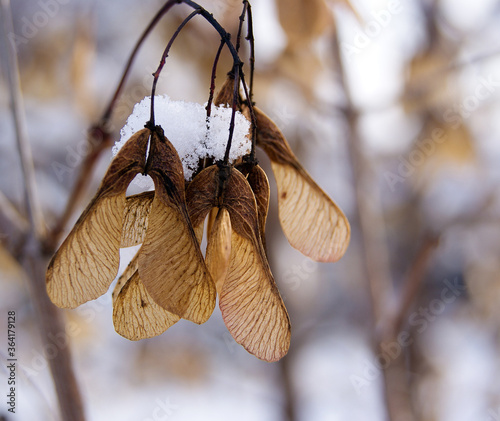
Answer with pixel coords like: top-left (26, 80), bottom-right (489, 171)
top-left (45, 77), bottom-right (350, 362)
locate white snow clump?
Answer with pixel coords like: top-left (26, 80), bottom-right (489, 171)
top-left (113, 95), bottom-right (251, 181)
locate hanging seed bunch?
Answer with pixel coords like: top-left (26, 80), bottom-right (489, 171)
top-left (46, 0), bottom-right (350, 362)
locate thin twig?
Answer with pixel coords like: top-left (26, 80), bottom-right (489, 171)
top-left (239, 70), bottom-right (257, 161)
top-left (205, 39), bottom-right (225, 119)
top-left (0, 0), bottom-right (45, 241)
top-left (24, 252), bottom-right (86, 421)
top-left (0, 1), bottom-right (86, 420)
top-left (235, 0), bottom-right (248, 53)
top-left (244, 1), bottom-right (255, 101)
top-left (278, 353), bottom-right (298, 421)
top-left (181, 0), bottom-right (243, 66)
top-left (223, 64), bottom-right (242, 164)
top-left (391, 235), bottom-right (440, 336)
top-left (388, 190), bottom-right (496, 337)
top-left (102, 0), bottom-right (180, 122)
top-left (150, 9), bottom-right (201, 126)
top-left (46, 127), bottom-right (111, 250)
top-left (331, 25), bottom-right (412, 421)
top-left (0, 189), bottom-right (28, 235)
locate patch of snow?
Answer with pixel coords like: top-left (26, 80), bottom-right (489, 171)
top-left (114, 95), bottom-right (251, 180)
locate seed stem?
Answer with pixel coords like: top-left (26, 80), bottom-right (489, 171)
top-left (102, 0), bottom-right (181, 122)
top-left (149, 9), bottom-right (201, 126)
top-left (245, 1), bottom-right (255, 102)
top-left (206, 39), bottom-right (226, 120)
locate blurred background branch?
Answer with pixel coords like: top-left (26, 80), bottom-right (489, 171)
top-left (1, 0), bottom-right (84, 419)
top-left (0, 0), bottom-right (499, 420)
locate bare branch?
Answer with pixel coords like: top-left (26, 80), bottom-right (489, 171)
top-left (0, 0), bottom-right (45, 240)
top-left (1, 2), bottom-right (86, 420)
top-left (0, 189), bottom-right (28, 235)
top-left (23, 251), bottom-right (86, 421)
top-left (391, 235), bottom-right (440, 336)
top-left (331, 23), bottom-right (414, 421)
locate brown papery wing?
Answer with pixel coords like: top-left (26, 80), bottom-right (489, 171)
top-left (206, 207), bottom-right (218, 243)
top-left (138, 130), bottom-right (215, 324)
top-left (272, 162), bottom-right (350, 262)
top-left (214, 74), bottom-right (238, 107)
top-left (253, 106), bottom-right (350, 262)
top-left (250, 106), bottom-right (295, 165)
top-left (205, 207), bottom-right (232, 293)
top-left (186, 165), bottom-right (219, 243)
top-left (46, 128), bottom-right (150, 308)
top-left (113, 253), bottom-right (179, 340)
top-left (186, 165), bottom-right (218, 225)
top-left (245, 165), bottom-right (270, 251)
top-left (220, 168), bottom-right (291, 362)
top-left (120, 191), bottom-right (154, 247)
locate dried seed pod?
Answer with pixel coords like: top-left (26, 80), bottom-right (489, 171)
top-left (251, 106), bottom-right (351, 263)
top-left (186, 165), bottom-right (219, 233)
top-left (214, 74), bottom-right (238, 107)
top-left (46, 128), bottom-right (150, 308)
top-left (205, 207), bottom-right (232, 292)
top-left (276, 0), bottom-right (332, 46)
top-left (113, 254), bottom-right (179, 340)
top-left (244, 164), bottom-right (270, 251)
top-left (187, 165), bottom-right (291, 362)
top-left (138, 129), bottom-right (216, 324)
top-left (206, 207), bottom-right (219, 244)
top-left (220, 168), bottom-right (290, 362)
top-left (120, 191), bottom-right (154, 247)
